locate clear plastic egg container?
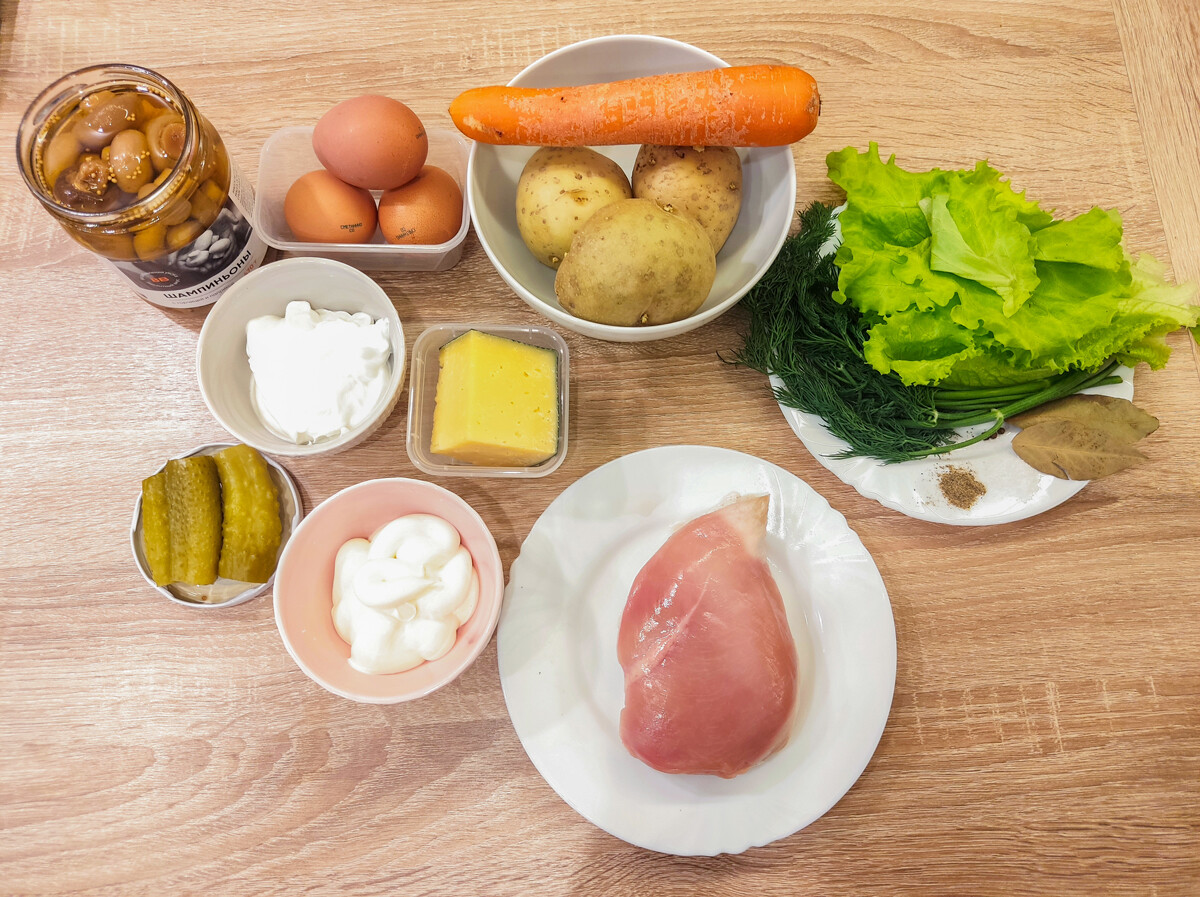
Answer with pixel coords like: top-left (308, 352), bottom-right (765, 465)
top-left (254, 125), bottom-right (470, 271)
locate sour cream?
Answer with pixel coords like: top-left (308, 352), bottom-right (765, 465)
top-left (332, 514), bottom-right (479, 675)
top-left (245, 300), bottom-right (391, 444)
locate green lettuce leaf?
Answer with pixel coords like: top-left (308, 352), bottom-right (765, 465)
top-left (957, 160), bottom-right (1055, 233)
top-left (938, 353), bottom-right (1062, 389)
top-left (1110, 254), bottom-right (1200, 367)
top-left (927, 182), bottom-right (1040, 316)
top-left (827, 144), bottom-right (1200, 387)
top-left (835, 238), bottom-right (960, 316)
top-left (1032, 208), bottom-right (1124, 271)
top-left (861, 306), bottom-right (979, 384)
top-left (951, 261), bottom-right (1126, 370)
top-left (828, 144), bottom-right (946, 251)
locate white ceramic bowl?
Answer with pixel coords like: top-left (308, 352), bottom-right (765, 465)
top-left (197, 257), bottom-right (406, 456)
top-left (467, 35), bottom-right (797, 343)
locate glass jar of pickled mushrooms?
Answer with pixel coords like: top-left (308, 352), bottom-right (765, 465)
top-left (17, 64), bottom-right (267, 308)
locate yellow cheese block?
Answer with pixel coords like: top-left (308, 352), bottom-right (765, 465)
top-left (431, 330), bottom-right (559, 466)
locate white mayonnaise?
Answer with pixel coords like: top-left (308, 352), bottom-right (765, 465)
top-left (245, 300), bottom-right (391, 444)
top-left (332, 514), bottom-right (479, 675)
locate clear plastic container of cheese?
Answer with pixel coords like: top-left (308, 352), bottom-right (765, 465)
top-left (406, 323), bottom-right (569, 478)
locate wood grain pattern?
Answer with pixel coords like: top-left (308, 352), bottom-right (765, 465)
top-left (1112, 0), bottom-right (1200, 381)
top-left (2, 1), bottom-right (1198, 895)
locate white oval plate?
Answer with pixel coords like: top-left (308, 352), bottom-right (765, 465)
top-left (498, 445), bottom-right (896, 856)
top-left (775, 368), bottom-right (1133, 526)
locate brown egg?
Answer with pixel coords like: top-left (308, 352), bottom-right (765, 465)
top-left (377, 166), bottom-right (464, 245)
top-left (313, 95), bottom-right (428, 191)
top-left (284, 170), bottom-right (378, 243)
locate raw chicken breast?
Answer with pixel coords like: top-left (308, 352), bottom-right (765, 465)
top-left (618, 494), bottom-right (798, 778)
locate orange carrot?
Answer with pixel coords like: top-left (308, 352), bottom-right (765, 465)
top-left (448, 65), bottom-right (820, 148)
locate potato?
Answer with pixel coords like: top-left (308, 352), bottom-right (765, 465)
top-left (515, 147), bottom-right (632, 268)
top-left (632, 145), bottom-right (742, 253)
top-left (555, 198), bottom-right (716, 327)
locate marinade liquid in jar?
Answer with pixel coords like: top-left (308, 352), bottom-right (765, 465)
top-left (17, 64), bottom-right (267, 309)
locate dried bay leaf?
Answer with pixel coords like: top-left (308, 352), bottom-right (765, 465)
top-left (1011, 419), bottom-right (1147, 480)
top-left (1009, 394), bottom-right (1159, 442)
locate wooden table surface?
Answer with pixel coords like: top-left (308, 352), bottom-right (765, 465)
top-left (2, 2), bottom-right (1198, 895)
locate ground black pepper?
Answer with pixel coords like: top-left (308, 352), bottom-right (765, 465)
top-left (938, 466), bottom-right (987, 510)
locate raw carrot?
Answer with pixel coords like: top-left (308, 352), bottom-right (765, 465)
top-left (448, 65), bottom-right (820, 148)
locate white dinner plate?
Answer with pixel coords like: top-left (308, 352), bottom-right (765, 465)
top-left (498, 445), bottom-right (896, 856)
top-left (774, 369), bottom-right (1134, 526)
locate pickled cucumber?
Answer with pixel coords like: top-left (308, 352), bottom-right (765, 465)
top-left (166, 455), bottom-right (222, 586)
top-left (213, 444), bottom-right (282, 583)
top-left (140, 470), bottom-right (172, 586)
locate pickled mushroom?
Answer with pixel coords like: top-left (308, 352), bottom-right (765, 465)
top-left (42, 127), bottom-right (82, 188)
top-left (133, 222), bottom-right (168, 260)
top-left (71, 154), bottom-right (110, 195)
top-left (79, 89), bottom-right (116, 111)
top-left (108, 129), bottom-right (153, 193)
top-left (78, 231), bottom-right (137, 260)
top-left (53, 154), bottom-right (122, 212)
top-left (161, 199), bottom-right (192, 226)
top-left (145, 113), bottom-right (186, 172)
top-left (167, 218), bottom-right (205, 252)
top-left (187, 185), bottom-right (222, 228)
top-left (74, 94), bottom-right (139, 150)
top-left (138, 95), bottom-right (170, 122)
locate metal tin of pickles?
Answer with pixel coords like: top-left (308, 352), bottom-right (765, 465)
top-left (17, 64), bottom-right (267, 308)
top-left (131, 443), bottom-right (303, 608)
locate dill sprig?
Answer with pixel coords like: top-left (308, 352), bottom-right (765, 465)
top-left (734, 202), bottom-right (956, 462)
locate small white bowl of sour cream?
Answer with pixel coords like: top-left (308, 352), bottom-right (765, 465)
top-left (197, 257), bottom-right (406, 456)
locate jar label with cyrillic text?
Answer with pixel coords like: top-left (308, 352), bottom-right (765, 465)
top-left (106, 162), bottom-right (266, 309)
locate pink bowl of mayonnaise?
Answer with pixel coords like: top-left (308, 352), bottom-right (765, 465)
top-left (273, 478), bottom-right (503, 703)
